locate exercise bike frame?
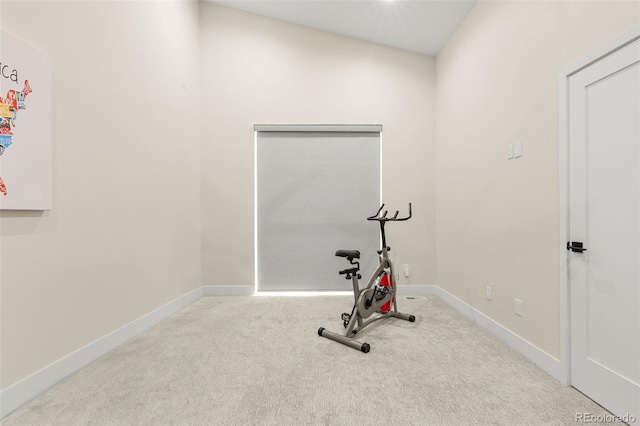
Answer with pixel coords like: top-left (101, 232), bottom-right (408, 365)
top-left (318, 204), bottom-right (415, 353)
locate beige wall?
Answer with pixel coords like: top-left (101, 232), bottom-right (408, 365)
top-left (435, 0), bottom-right (640, 358)
top-left (200, 3), bottom-right (436, 289)
top-left (0, 1), bottom-right (202, 388)
top-left (3, 0), bottom-right (638, 401)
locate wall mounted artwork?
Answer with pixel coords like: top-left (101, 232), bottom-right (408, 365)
top-left (0, 30), bottom-right (52, 210)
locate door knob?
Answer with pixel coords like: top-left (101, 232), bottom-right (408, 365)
top-left (567, 241), bottom-right (587, 253)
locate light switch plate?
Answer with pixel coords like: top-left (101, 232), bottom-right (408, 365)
top-left (507, 144), bottom-right (514, 159)
top-left (514, 141), bottom-right (522, 158)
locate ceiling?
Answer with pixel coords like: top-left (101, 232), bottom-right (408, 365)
top-left (210, 0), bottom-right (477, 56)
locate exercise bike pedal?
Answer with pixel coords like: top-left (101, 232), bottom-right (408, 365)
top-left (341, 312), bottom-right (351, 327)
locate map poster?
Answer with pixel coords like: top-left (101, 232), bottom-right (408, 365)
top-left (0, 30), bottom-right (52, 210)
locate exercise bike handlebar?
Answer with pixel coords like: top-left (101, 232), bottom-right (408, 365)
top-left (367, 203), bottom-right (412, 222)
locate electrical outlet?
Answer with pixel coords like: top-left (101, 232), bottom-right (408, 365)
top-left (404, 264), bottom-right (410, 277)
top-left (515, 298), bottom-right (523, 316)
top-left (486, 286), bottom-right (492, 301)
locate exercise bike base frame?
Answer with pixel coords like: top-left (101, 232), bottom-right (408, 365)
top-left (318, 327), bottom-right (370, 353)
top-left (318, 309), bottom-right (415, 353)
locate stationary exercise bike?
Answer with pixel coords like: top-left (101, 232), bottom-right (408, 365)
top-left (318, 203), bottom-right (415, 353)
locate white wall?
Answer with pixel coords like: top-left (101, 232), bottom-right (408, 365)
top-left (1, 0), bottom-right (435, 399)
top-left (0, 1), bottom-right (202, 389)
top-left (435, 0), bottom-right (640, 358)
top-left (200, 3), bottom-right (436, 290)
top-left (3, 0), bottom-right (638, 408)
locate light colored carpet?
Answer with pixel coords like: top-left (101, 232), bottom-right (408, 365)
top-left (2, 295), bottom-right (611, 425)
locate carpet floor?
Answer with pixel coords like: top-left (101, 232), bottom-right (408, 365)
top-left (2, 295), bottom-right (612, 425)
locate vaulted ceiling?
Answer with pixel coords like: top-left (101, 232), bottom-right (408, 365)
top-left (210, 0), bottom-right (477, 56)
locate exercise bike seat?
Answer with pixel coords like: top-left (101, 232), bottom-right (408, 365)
top-left (335, 250), bottom-right (360, 260)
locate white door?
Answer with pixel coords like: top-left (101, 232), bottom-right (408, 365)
top-left (568, 37), bottom-right (640, 421)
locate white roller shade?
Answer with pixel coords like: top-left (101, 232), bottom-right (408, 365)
top-left (256, 129), bottom-right (381, 291)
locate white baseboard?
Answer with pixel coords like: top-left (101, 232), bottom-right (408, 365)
top-left (200, 285), bottom-right (436, 297)
top-left (0, 286), bottom-right (203, 419)
top-left (202, 285), bottom-right (254, 296)
top-left (429, 285), bottom-right (562, 381)
top-left (199, 285), bottom-right (441, 298)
